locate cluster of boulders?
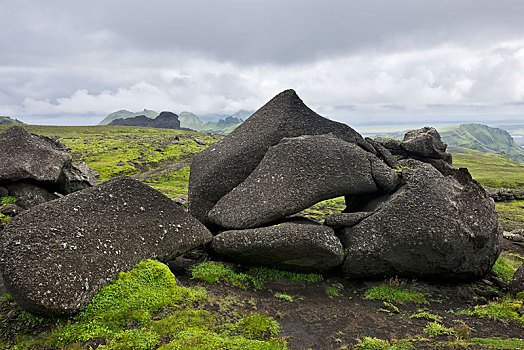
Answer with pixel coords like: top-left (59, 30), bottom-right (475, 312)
top-left (189, 89), bottom-right (503, 279)
top-left (0, 127), bottom-right (213, 316)
top-left (0, 90), bottom-right (510, 317)
top-left (0, 126), bottom-right (99, 213)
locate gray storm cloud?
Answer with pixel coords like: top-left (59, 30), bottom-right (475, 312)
top-left (1, 0), bottom-right (524, 125)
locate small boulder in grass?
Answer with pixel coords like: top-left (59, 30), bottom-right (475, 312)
top-left (0, 177), bottom-right (212, 316)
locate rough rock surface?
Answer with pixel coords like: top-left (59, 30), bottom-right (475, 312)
top-left (188, 89), bottom-right (372, 226)
top-left (339, 161), bottom-right (502, 279)
top-left (211, 220), bottom-right (344, 271)
top-left (6, 182), bottom-right (59, 208)
top-left (401, 127), bottom-right (451, 161)
top-left (508, 264), bottom-right (524, 296)
top-left (0, 126), bottom-right (98, 194)
top-left (208, 134), bottom-right (398, 229)
top-left (0, 177), bottom-right (212, 316)
top-left (324, 212), bottom-right (373, 228)
top-left (487, 188), bottom-right (524, 202)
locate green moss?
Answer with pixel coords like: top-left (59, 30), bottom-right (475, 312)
top-left (355, 337), bottom-right (415, 349)
top-left (298, 196), bottom-right (346, 223)
top-left (458, 296), bottom-right (524, 326)
top-left (469, 337), bottom-right (524, 349)
top-left (325, 283), bottom-right (344, 298)
top-left (274, 293), bottom-right (293, 302)
top-left (189, 262), bottom-right (323, 291)
top-left (0, 196), bottom-right (16, 205)
top-left (5, 260), bottom-right (286, 349)
top-left (496, 200), bottom-right (524, 231)
top-left (492, 253), bottom-right (522, 282)
top-left (409, 310), bottom-right (442, 322)
top-left (364, 279), bottom-right (428, 304)
top-left (0, 213), bottom-right (11, 226)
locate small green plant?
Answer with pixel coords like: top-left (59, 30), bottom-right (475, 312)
top-left (325, 283), bottom-right (344, 297)
top-left (364, 278), bottom-right (428, 304)
top-left (0, 196), bottom-right (16, 205)
top-left (274, 293), bottom-right (293, 302)
top-left (469, 337), bottom-right (524, 349)
top-left (0, 213), bottom-right (11, 226)
top-left (423, 321), bottom-right (456, 336)
top-left (409, 310), bottom-right (442, 322)
top-left (247, 266), bottom-right (323, 287)
top-left (378, 301), bottom-right (400, 314)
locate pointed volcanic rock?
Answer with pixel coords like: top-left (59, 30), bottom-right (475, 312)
top-left (508, 263), bottom-right (524, 296)
top-left (211, 220), bottom-right (344, 272)
top-left (208, 134), bottom-right (398, 229)
top-left (188, 89), bottom-right (373, 227)
top-left (0, 177), bottom-right (212, 316)
top-left (401, 127), bottom-right (452, 162)
top-left (339, 161), bottom-right (502, 280)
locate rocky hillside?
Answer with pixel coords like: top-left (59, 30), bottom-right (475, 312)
top-left (0, 116), bottom-right (24, 125)
top-left (441, 124), bottom-right (524, 164)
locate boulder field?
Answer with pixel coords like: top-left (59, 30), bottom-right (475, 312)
top-left (189, 89), bottom-right (503, 279)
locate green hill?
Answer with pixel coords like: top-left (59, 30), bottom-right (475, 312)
top-left (178, 111), bottom-right (243, 134)
top-left (440, 124), bottom-right (524, 164)
top-left (98, 109), bottom-right (158, 125)
top-left (0, 116), bottom-right (25, 125)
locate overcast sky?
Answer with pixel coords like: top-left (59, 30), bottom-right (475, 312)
top-left (2, 0), bottom-right (524, 127)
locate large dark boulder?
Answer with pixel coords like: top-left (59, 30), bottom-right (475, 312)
top-left (188, 89), bottom-right (373, 227)
top-left (0, 177), bottom-right (212, 316)
top-left (0, 126), bottom-right (98, 194)
top-left (211, 220), bottom-right (344, 272)
top-left (209, 134), bottom-right (398, 229)
top-left (339, 161), bottom-right (502, 280)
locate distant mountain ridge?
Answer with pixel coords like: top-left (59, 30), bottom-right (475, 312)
top-left (376, 123), bottom-right (524, 164)
top-left (100, 109), bottom-right (250, 134)
top-left (109, 111), bottom-right (181, 130)
top-left (0, 116), bottom-right (25, 125)
top-left (99, 109), bottom-right (158, 125)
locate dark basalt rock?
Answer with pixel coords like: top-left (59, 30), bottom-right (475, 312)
top-left (5, 182), bottom-right (59, 209)
top-left (509, 264), bottom-right (524, 296)
top-left (339, 161), bottom-right (502, 280)
top-left (211, 220), bottom-right (344, 272)
top-left (324, 212), bottom-right (373, 228)
top-left (188, 89), bottom-right (373, 227)
top-left (0, 177), bottom-right (212, 316)
top-left (0, 126), bottom-right (98, 195)
top-left (208, 134), bottom-right (398, 229)
top-left (401, 127), bottom-right (451, 162)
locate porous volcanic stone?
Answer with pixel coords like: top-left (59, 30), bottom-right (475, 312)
top-left (401, 126), bottom-right (451, 162)
top-left (0, 126), bottom-right (98, 194)
top-left (208, 134), bottom-right (397, 229)
top-left (6, 182), bottom-right (59, 208)
top-left (188, 89), bottom-right (372, 226)
top-left (339, 161), bottom-right (502, 280)
top-left (324, 212), bottom-right (373, 228)
top-left (0, 177), bottom-right (212, 316)
top-left (211, 220), bottom-right (344, 272)
top-left (508, 264), bottom-right (524, 296)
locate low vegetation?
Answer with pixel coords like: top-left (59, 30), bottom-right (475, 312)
top-left (458, 295), bottom-right (524, 327)
top-left (189, 261), bottom-right (323, 291)
top-left (364, 278), bottom-right (428, 304)
top-left (492, 252), bottom-right (523, 282)
top-left (0, 260), bottom-right (287, 349)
